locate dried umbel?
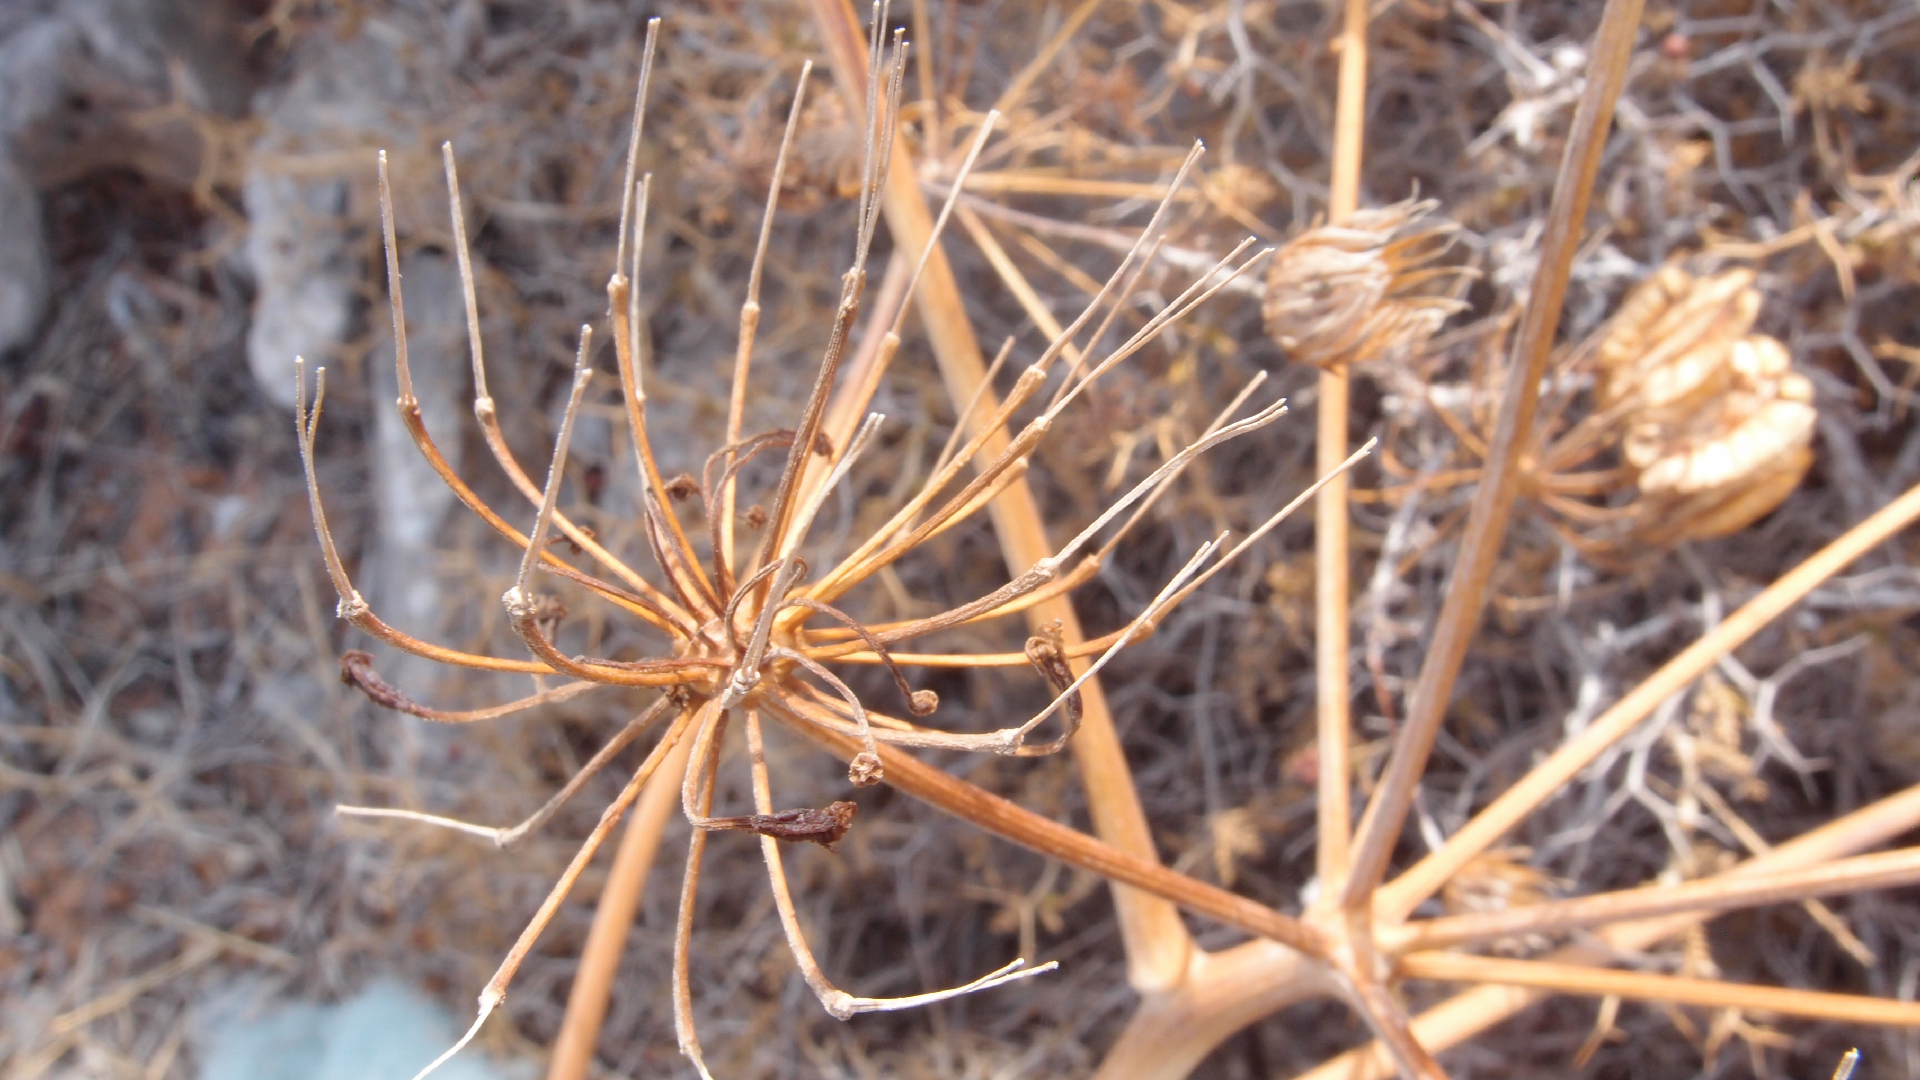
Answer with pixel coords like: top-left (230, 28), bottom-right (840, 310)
top-left (1597, 265), bottom-right (1816, 542)
top-left (295, 16), bottom-right (1346, 1079)
top-left (1262, 198), bottom-right (1471, 370)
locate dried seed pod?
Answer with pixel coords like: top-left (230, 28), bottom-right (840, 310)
top-left (1634, 385), bottom-right (1815, 495)
top-left (1589, 263), bottom-right (1816, 543)
top-left (1262, 198), bottom-right (1470, 370)
top-left (1596, 266), bottom-right (1760, 412)
top-left (1626, 337), bottom-right (1816, 542)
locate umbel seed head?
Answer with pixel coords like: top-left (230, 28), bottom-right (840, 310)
top-left (1596, 262), bottom-right (1818, 542)
top-left (1262, 198), bottom-right (1471, 370)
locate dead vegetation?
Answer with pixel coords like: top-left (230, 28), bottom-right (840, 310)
top-left (4, 1), bottom-right (1920, 1079)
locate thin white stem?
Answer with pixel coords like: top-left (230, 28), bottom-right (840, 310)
top-left (337, 697), bottom-right (671, 847)
top-left (883, 110), bottom-right (1000, 344)
top-left (672, 704), bottom-right (722, 1080)
top-left (1049, 398), bottom-right (1289, 568)
top-left (613, 18), bottom-right (661, 284)
top-left (406, 1006), bottom-right (490, 1080)
top-left (769, 645), bottom-right (882, 781)
top-left (628, 173), bottom-right (650, 399)
top-left (781, 412), bottom-right (886, 561)
top-left (293, 362), bottom-right (358, 613)
top-left (1162, 438), bottom-right (1379, 606)
top-left (1014, 535), bottom-right (1224, 742)
top-left (509, 328), bottom-right (594, 600)
top-left (441, 144), bottom-right (491, 412)
top-left (376, 151), bottom-right (414, 404)
top-left (927, 336), bottom-right (1015, 480)
top-left (1045, 241), bottom-right (1271, 423)
top-left (1091, 372), bottom-right (1267, 564)
top-left (723, 62), bottom-right (814, 571)
top-left (742, 712), bottom-right (1056, 1020)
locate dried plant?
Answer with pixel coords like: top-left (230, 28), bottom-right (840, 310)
top-left (1262, 198), bottom-right (1472, 372)
top-left (1598, 264), bottom-right (1818, 544)
top-left (299, 2), bottom-right (1920, 1077)
top-left (13, 1), bottom-right (1920, 1078)
top-left (296, 10), bottom-right (1355, 1077)
top-left (1359, 260), bottom-right (1821, 568)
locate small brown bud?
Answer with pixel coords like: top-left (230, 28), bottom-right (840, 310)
top-left (664, 473), bottom-right (698, 501)
top-left (744, 504), bottom-right (769, 530)
top-left (848, 751), bottom-right (883, 787)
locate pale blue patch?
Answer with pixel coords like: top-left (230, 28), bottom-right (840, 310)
top-left (197, 978), bottom-right (522, 1080)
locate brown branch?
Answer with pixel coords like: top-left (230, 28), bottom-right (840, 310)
top-left (766, 697), bottom-right (1330, 960)
top-left (338, 650), bottom-right (603, 723)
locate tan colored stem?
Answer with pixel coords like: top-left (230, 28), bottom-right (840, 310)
top-left (766, 698), bottom-right (1329, 960)
top-left (545, 732), bottom-right (694, 1080)
top-left (1397, 952), bottom-right (1920, 1026)
top-left (478, 705), bottom-right (700, 1010)
top-left (1315, 0), bottom-right (1371, 900)
top-left (1387, 846), bottom-right (1920, 954)
top-left (1341, 0), bottom-right (1647, 908)
top-left (1301, 782), bottom-right (1920, 1080)
top-left (1380, 477), bottom-right (1920, 923)
top-left (1092, 942), bottom-right (1334, 1080)
top-left (803, 0), bottom-right (1192, 990)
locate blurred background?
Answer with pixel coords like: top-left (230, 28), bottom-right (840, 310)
top-left (2, 0), bottom-right (1918, 1077)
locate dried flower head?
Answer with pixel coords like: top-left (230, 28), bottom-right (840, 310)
top-left (1595, 265), bottom-right (1761, 412)
top-left (1262, 197), bottom-right (1471, 370)
top-left (1597, 265), bottom-right (1816, 542)
top-left (291, 16), bottom-right (1351, 1080)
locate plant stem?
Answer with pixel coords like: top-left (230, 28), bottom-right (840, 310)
top-left (545, 734), bottom-right (693, 1080)
top-left (1341, 0), bottom-right (1648, 909)
top-left (1387, 846), bottom-right (1920, 953)
top-left (1398, 953), bottom-right (1920, 1026)
top-left (1301, 781), bottom-right (1920, 1080)
top-left (1379, 476), bottom-right (1920, 922)
top-left (1315, 0), bottom-right (1371, 899)
top-left (802, 0), bottom-right (1194, 990)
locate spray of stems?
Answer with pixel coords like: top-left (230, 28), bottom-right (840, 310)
top-left (295, 9), bottom-right (1350, 1077)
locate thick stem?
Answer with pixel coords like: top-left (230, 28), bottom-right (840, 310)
top-left (1092, 942), bottom-right (1333, 1080)
top-left (1301, 782), bottom-right (1920, 1080)
top-left (1397, 952), bottom-right (1920, 1026)
top-left (1386, 846), bottom-right (1920, 954)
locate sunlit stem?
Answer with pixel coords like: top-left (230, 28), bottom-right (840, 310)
top-left (672, 703), bottom-right (723, 1080)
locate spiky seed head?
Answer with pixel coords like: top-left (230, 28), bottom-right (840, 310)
top-left (1262, 198), bottom-right (1470, 370)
